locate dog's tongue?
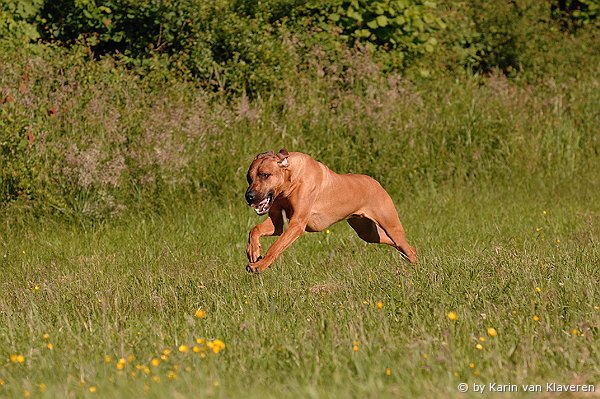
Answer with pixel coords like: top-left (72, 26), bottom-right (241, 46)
top-left (256, 197), bottom-right (270, 214)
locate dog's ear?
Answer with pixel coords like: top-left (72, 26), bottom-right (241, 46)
top-left (277, 148), bottom-right (289, 167)
top-left (255, 151), bottom-right (274, 160)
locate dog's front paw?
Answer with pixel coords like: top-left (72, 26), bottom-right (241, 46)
top-left (246, 257), bottom-right (266, 273)
top-left (246, 243), bottom-right (262, 263)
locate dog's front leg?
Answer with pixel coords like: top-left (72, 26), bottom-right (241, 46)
top-left (246, 218), bottom-right (307, 273)
top-left (247, 207), bottom-right (284, 263)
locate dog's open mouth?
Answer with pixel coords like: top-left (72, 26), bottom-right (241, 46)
top-left (252, 193), bottom-right (274, 215)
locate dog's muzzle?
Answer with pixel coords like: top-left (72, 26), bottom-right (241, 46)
top-left (246, 191), bottom-right (274, 215)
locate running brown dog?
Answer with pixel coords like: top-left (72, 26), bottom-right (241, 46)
top-left (245, 149), bottom-right (417, 273)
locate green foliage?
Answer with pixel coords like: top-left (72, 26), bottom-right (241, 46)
top-left (304, 0), bottom-right (445, 69)
top-left (0, 0), bottom-right (44, 44)
top-left (552, 0), bottom-right (600, 30)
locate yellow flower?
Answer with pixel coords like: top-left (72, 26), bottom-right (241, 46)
top-left (143, 367), bottom-right (151, 375)
top-left (166, 370), bottom-right (177, 380)
top-left (105, 355), bottom-right (111, 363)
top-left (0, 378), bottom-right (5, 386)
top-left (571, 328), bottom-right (578, 336)
top-left (162, 349), bottom-right (171, 356)
top-left (362, 300), bottom-right (368, 305)
top-left (207, 339), bottom-right (225, 354)
top-left (195, 308), bottom-right (206, 319)
top-left (353, 345), bottom-right (359, 352)
top-left (193, 346), bottom-right (201, 353)
top-left (326, 229), bottom-right (330, 234)
top-left (152, 375), bottom-right (160, 383)
top-left (487, 327), bottom-right (497, 337)
top-left (116, 358), bottom-right (126, 370)
top-left (42, 333), bottom-right (50, 340)
top-left (377, 301), bottom-right (384, 310)
top-left (127, 354), bottom-right (135, 363)
top-left (47, 343), bottom-right (54, 350)
top-left (447, 311), bottom-right (458, 321)
top-left (23, 390), bottom-right (31, 398)
top-left (151, 358), bottom-right (160, 367)
top-left (475, 343), bottom-right (483, 350)
top-left (535, 287), bottom-right (541, 293)
top-left (89, 386), bottom-right (97, 393)
top-left (473, 370), bottom-right (480, 377)
top-left (16, 355), bottom-right (25, 364)
top-left (479, 336), bottom-right (486, 342)
top-left (196, 338), bottom-right (205, 344)
top-left (385, 367), bottom-right (391, 376)
top-left (38, 383), bottom-right (46, 392)
top-left (178, 345), bottom-right (188, 353)
top-left (533, 315), bottom-right (540, 322)
top-left (469, 362), bottom-right (475, 369)
top-left (10, 354), bottom-right (18, 363)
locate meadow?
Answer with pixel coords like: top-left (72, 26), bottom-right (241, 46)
top-left (2, 1), bottom-right (600, 397)
top-left (1, 181), bottom-right (599, 398)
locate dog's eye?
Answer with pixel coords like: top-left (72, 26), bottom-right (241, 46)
top-left (259, 173), bottom-right (270, 180)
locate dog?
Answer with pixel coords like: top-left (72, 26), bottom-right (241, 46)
top-left (245, 149), bottom-right (417, 273)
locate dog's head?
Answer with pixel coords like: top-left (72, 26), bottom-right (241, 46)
top-left (245, 149), bottom-right (289, 215)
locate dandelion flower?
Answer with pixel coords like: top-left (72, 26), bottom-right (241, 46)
top-left (0, 378), bottom-right (5, 386)
top-left (473, 370), bottom-right (480, 376)
top-left (487, 327), bottom-right (497, 337)
top-left (385, 367), bottom-right (391, 376)
top-left (447, 311), bottom-right (458, 321)
top-left (469, 362), bottom-right (475, 369)
top-left (535, 287), bottom-right (541, 293)
top-left (377, 301), bottom-right (384, 310)
top-left (207, 339), bottom-right (225, 354)
top-left (479, 336), bottom-right (486, 342)
top-left (178, 345), bottom-right (188, 353)
top-left (533, 315), bottom-right (540, 322)
top-left (10, 354), bottom-right (18, 363)
top-left (353, 345), bottom-right (359, 352)
top-left (116, 358), bottom-right (126, 370)
top-left (152, 375), bottom-right (160, 383)
top-left (166, 371), bottom-right (177, 380)
top-left (105, 355), bottom-right (112, 363)
top-left (195, 308), bottom-right (206, 319)
top-left (193, 346), bottom-right (201, 353)
top-left (571, 328), bottom-right (578, 336)
top-left (38, 383), bottom-right (46, 392)
top-left (47, 343), bottom-right (54, 350)
top-left (475, 343), bottom-right (483, 350)
top-left (16, 355), bottom-right (25, 364)
top-left (23, 390), bottom-right (31, 398)
top-left (151, 358), bottom-right (160, 367)
top-left (42, 333), bottom-right (50, 340)
top-left (127, 354), bottom-right (135, 363)
top-left (89, 386), bottom-right (97, 393)
top-left (196, 338), bottom-right (205, 344)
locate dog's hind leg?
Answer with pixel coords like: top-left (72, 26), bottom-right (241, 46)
top-left (347, 217), bottom-right (395, 245)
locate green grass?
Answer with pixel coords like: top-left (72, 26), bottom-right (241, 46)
top-left (1, 182), bottom-right (599, 398)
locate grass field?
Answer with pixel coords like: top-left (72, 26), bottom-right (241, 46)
top-left (1, 179), bottom-right (599, 398)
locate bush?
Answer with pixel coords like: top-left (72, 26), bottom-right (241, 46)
top-left (0, 0), bottom-right (44, 44)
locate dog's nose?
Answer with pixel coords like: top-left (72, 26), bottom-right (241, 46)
top-left (245, 190), bottom-right (255, 204)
